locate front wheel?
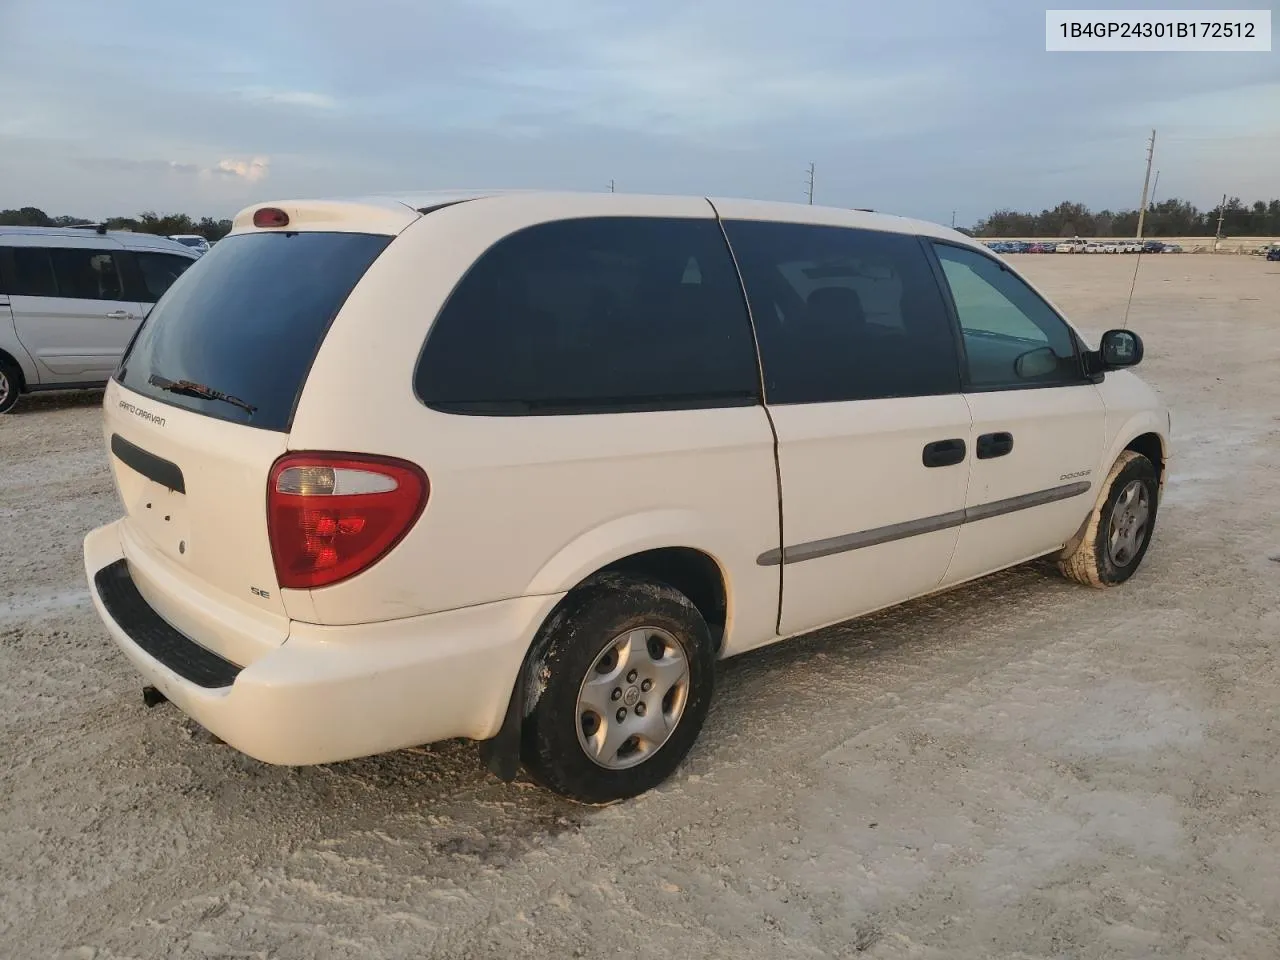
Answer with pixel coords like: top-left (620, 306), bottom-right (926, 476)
top-left (1059, 450), bottom-right (1159, 587)
top-left (520, 573), bottom-right (715, 804)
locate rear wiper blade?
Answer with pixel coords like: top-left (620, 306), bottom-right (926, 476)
top-left (148, 374), bottom-right (257, 415)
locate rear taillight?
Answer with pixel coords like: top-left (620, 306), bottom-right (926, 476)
top-left (267, 453), bottom-right (428, 590)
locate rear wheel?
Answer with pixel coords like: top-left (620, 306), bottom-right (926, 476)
top-left (520, 573), bottom-right (715, 804)
top-left (0, 360), bottom-right (21, 414)
top-left (1059, 450), bottom-right (1159, 587)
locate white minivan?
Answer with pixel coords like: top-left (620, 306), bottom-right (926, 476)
top-left (0, 227), bottom-right (199, 413)
top-left (84, 192), bottom-right (1169, 802)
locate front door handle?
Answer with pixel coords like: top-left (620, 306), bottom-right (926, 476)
top-left (105, 310), bottom-right (135, 320)
top-left (922, 438), bottom-right (966, 468)
top-left (976, 432), bottom-right (1014, 459)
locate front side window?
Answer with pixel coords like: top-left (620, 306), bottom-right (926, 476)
top-left (723, 220), bottom-right (961, 404)
top-left (49, 248), bottom-right (127, 301)
top-left (134, 252), bottom-right (196, 302)
top-left (415, 216), bottom-right (760, 415)
top-left (932, 242), bottom-right (1083, 389)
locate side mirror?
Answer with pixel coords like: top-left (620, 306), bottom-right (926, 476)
top-left (1014, 346), bottom-right (1059, 379)
top-left (1097, 329), bottom-right (1144, 369)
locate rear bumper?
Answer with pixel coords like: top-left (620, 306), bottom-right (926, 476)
top-left (85, 520), bottom-right (564, 765)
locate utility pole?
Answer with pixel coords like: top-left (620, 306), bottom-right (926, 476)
top-left (805, 162), bottom-right (815, 205)
top-left (951, 210), bottom-right (956, 229)
top-left (1215, 193), bottom-right (1227, 249)
top-left (1135, 128), bottom-right (1156, 240)
top-left (608, 179), bottom-right (615, 193)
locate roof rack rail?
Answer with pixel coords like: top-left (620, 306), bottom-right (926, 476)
top-left (66, 222), bottom-right (109, 235)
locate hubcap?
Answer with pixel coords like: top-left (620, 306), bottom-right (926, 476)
top-left (0, 370), bottom-right (9, 405)
top-left (1107, 479), bottom-right (1151, 568)
top-left (575, 626), bottom-right (690, 770)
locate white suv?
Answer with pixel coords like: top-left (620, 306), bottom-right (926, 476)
top-left (83, 192), bottom-right (1169, 802)
top-left (0, 227), bottom-right (199, 413)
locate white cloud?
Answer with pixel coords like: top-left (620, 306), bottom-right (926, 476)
top-left (215, 157), bottom-right (271, 182)
top-left (239, 88), bottom-right (338, 110)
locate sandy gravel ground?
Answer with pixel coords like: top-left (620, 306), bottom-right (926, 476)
top-left (2, 254), bottom-right (1279, 959)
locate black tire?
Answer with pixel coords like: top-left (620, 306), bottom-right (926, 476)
top-left (520, 573), bottom-right (715, 804)
top-left (0, 360), bottom-right (21, 414)
top-left (1059, 450), bottom-right (1159, 587)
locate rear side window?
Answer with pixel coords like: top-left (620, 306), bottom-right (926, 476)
top-left (116, 231), bottom-right (391, 431)
top-left (7, 248), bottom-right (59, 297)
top-left (415, 216), bottom-right (760, 415)
top-left (50, 248), bottom-right (127, 300)
top-left (133, 252), bottom-right (196, 302)
top-left (722, 221), bottom-right (961, 404)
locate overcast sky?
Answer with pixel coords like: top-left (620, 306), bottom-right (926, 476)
top-left (1, 0), bottom-right (1275, 227)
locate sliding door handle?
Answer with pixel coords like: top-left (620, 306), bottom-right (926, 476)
top-left (976, 432), bottom-right (1014, 459)
top-left (922, 438), bottom-right (966, 468)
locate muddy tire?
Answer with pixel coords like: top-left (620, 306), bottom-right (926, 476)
top-left (1058, 450), bottom-right (1159, 587)
top-left (0, 360), bottom-right (21, 414)
top-left (520, 573), bottom-right (715, 804)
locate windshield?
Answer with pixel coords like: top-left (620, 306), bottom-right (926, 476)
top-left (116, 231), bottom-right (392, 431)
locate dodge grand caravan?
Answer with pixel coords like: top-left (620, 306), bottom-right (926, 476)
top-left (84, 191), bottom-right (1169, 802)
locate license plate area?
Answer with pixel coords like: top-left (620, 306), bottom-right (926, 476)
top-left (111, 433), bottom-right (193, 564)
top-left (127, 481), bottom-right (192, 564)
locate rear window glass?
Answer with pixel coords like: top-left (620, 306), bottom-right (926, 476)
top-left (116, 231), bottom-right (391, 431)
top-left (414, 216), bottom-right (760, 415)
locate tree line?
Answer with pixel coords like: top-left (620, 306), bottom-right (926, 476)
top-left (974, 197), bottom-right (1280, 239)
top-left (0, 206), bottom-right (233, 240)
top-left (7, 196), bottom-right (1280, 241)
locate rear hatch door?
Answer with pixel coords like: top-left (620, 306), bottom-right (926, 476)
top-left (105, 227), bottom-right (396, 655)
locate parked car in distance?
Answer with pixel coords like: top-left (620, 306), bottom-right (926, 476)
top-left (1163, 243), bottom-right (1183, 253)
top-left (0, 226), bottom-right (199, 413)
top-left (83, 191), bottom-right (1169, 802)
top-left (1117, 240), bottom-right (1143, 254)
top-left (1266, 245), bottom-right (1280, 262)
top-left (168, 234), bottom-right (211, 257)
top-left (1056, 238), bottom-right (1088, 254)
top-left (1142, 240), bottom-right (1166, 254)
